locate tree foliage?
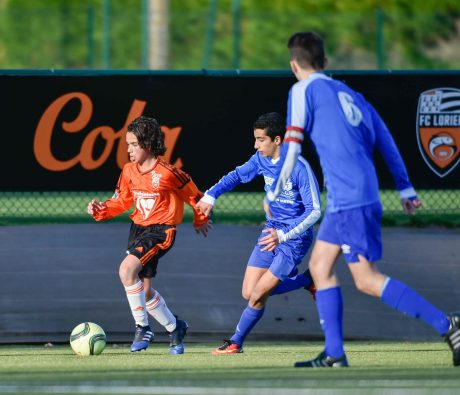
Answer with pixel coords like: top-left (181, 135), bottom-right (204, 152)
top-left (0, 0), bottom-right (459, 70)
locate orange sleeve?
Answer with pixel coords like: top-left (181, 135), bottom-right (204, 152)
top-left (173, 170), bottom-right (208, 227)
top-left (93, 168), bottom-right (134, 221)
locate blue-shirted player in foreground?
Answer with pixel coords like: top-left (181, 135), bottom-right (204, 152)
top-left (197, 112), bottom-right (321, 354)
top-left (266, 31), bottom-right (460, 368)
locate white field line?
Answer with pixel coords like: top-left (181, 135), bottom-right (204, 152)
top-left (0, 383), bottom-right (459, 395)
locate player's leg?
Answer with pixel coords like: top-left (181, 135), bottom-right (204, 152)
top-left (138, 225), bottom-right (188, 355)
top-left (349, 256), bottom-right (449, 333)
top-left (119, 254), bottom-right (148, 325)
top-left (119, 254), bottom-right (153, 352)
top-left (295, 210), bottom-right (348, 368)
top-left (345, 203), bottom-right (457, 365)
top-left (215, 237), bottom-right (308, 355)
top-left (347, 256), bottom-right (459, 364)
top-left (295, 239), bottom-right (348, 368)
top-left (144, 277), bottom-right (177, 332)
top-left (213, 245), bottom-right (271, 355)
top-left (242, 266), bottom-right (268, 300)
top-left (213, 270), bottom-right (280, 355)
top-left (270, 268), bottom-right (315, 297)
top-left (270, 229), bottom-right (316, 298)
top-left (125, 223), bottom-right (180, 353)
top-left (144, 276), bottom-right (188, 355)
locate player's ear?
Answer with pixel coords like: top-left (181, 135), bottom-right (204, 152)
top-left (290, 60), bottom-right (297, 74)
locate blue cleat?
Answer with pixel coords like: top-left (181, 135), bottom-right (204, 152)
top-left (130, 325), bottom-right (154, 352)
top-left (169, 319), bottom-right (188, 355)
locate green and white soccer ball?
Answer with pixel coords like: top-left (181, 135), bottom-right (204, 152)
top-left (70, 322), bottom-right (106, 356)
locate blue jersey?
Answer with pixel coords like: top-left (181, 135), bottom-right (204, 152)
top-left (205, 153), bottom-right (321, 242)
top-left (278, 72), bottom-right (415, 212)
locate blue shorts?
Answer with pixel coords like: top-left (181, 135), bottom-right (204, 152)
top-left (317, 202), bottom-right (383, 263)
top-left (247, 221), bottom-right (313, 281)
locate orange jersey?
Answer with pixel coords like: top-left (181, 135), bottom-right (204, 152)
top-left (93, 159), bottom-right (208, 227)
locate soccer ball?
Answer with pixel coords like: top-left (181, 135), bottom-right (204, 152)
top-left (70, 322), bottom-right (106, 356)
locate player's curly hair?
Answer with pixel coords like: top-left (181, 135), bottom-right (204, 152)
top-left (127, 116), bottom-right (167, 157)
top-left (287, 31), bottom-right (326, 70)
top-left (253, 112), bottom-right (285, 141)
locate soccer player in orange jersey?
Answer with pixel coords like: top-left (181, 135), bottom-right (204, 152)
top-left (87, 116), bottom-right (211, 354)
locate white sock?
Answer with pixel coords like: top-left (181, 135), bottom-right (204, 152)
top-left (146, 290), bottom-right (177, 332)
top-left (124, 280), bottom-right (149, 327)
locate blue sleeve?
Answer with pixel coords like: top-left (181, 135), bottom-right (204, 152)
top-left (206, 155), bottom-right (259, 200)
top-left (266, 141), bottom-right (301, 203)
top-left (277, 162), bottom-right (322, 243)
top-left (369, 103), bottom-right (414, 193)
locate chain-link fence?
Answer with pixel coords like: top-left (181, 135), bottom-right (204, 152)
top-left (1, 190), bottom-right (459, 226)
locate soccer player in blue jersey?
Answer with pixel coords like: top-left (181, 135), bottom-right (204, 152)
top-left (197, 112), bottom-right (321, 354)
top-left (266, 31), bottom-right (460, 367)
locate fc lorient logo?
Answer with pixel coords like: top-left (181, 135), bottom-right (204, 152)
top-left (417, 87), bottom-right (460, 177)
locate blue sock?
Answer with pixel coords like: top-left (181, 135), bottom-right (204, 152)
top-left (230, 305), bottom-right (265, 346)
top-left (271, 270), bottom-right (313, 296)
top-left (316, 287), bottom-right (344, 358)
top-left (381, 278), bottom-right (449, 335)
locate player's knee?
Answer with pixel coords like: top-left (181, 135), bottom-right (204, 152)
top-left (248, 290), bottom-right (268, 308)
top-left (354, 277), bottom-right (379, 296)
top-left (119, 262), bottom-right (138, 285)
top-left (241, 289), bottom-right (251, 300)
top-left (309, 259), bottom-right (328, 281)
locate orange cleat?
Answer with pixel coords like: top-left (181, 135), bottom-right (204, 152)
top-left (212, 339), bottom-right (243, 355)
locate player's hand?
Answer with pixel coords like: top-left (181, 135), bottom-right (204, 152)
top-left (87, 199), bottom-right (106, 216)
top-left (258, 228), bottom-right (279, 252)
top-left (194, 220), bottom-right (213, 237)
top-left (401, 197), bottom-right (422, 215)
top-left (263, 198), bottom-right (272, 219)
top-left (196, 199), bottom-right (213, 217)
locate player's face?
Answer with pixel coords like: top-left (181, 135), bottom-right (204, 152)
top-left (254, 128), bottom-right (281, 159)
top-left (126, 132), bottom-right (150, 164)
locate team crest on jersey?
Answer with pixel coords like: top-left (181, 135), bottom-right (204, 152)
top-left (416, 88), bottom-right (460, 177)
top-left (137, 197), bottom-right (156, 219)
top-left (151, 171), bottom-right (162, 189)
top-left (264, 176), bottom-right (274, 186)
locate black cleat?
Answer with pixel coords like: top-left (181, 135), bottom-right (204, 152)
top-left (444, 312), bottom-right (460, 366)
top-left (169, 319), bottom-right (189, 355)
top-left (295, 351), bottom-right (349, 368)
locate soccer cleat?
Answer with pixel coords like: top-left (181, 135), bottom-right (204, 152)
top-left (212, 339), bottom-right (243, 355)
top-left (294, 351), bottom-right (349, 368)
top-left (302, 269), bottom-right (317, 300)
top-left (305, 283), bottom-right (317, 300)
top-left (444, 312), bottom-right (460, 366)
top-left (169, 319), bottom-right (189, 355)
top-left (130, 325), bottom-right (154, 352)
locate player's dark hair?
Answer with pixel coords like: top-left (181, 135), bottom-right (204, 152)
top-left (253, 112), bottom-right (285, 141)
top-left (287, 31), bottom-right (326, 70)
top-left (127, 116), bottom-right (166, 157)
